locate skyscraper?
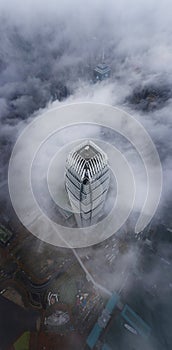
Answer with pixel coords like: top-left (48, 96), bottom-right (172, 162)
top-left (65, 141), bottom-right (110, 227)
top-left (93, 63), bottom-right (111, 81)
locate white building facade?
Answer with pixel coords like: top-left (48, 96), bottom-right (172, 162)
top-left (65, 141), bottom-right (110, 227)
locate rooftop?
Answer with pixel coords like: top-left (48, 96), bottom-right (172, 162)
top-left (0, 224), bottom-right (13, 245)
top-left (86, 293), bottom-right (120, 349)
top-left (78, 144), bottom-right (98, 160)
top-left (121, 304), bottom-right (151, 338)
top-left (96, 63), bottom-right (110, 70)
top-left (66, 140), bottom-right (108, 179)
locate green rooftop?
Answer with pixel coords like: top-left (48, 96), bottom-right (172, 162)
top-left (14, 331), bottom-right (30, 350)
top-left (0, 225), bottom-right (13, 245)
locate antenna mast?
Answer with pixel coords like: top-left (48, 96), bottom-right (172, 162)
top-left (102, 46), bottom-right (105, 63)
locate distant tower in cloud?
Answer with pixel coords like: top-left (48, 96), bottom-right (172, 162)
top-left (93, 46), bottom-right (111, 81)
top-left (65, 141), bottom-right (110, 227)
top-left (93, 62), bottom-right (111, 81)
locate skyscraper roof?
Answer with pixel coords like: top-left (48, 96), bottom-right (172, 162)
top-left (66, 140), bottom-right (108, 180)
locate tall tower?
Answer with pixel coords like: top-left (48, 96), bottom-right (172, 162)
top-left (93, 63), bottom-right (111, 82)
top-left (65, 141), bottom-right (110, 227)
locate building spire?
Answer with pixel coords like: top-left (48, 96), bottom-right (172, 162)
top-left (102, 46), bottom-right (105, 63)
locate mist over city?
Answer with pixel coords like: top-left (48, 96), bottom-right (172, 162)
top-left (0, 1), bottom-right (172, 349)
